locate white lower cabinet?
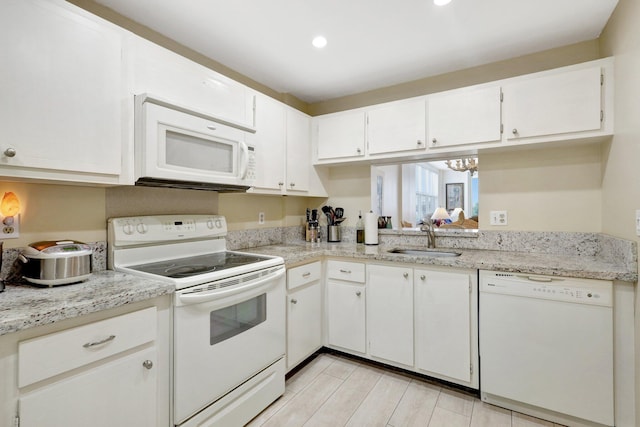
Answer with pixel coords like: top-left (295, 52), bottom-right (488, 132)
top-left (19, 346), bottom-right (157, 427)
top-left (323, 261), bottom-right (478, 389)
top-left (367, 264), bottom-right (414, 366)
top-left (326, 260), bottom-right (367, 353)
top-left (415, 269), bottom-right (477, 386)
top-left (8, 304), bottom-right (168, 427)
top-left (286, 262), bottom-right (323, 370)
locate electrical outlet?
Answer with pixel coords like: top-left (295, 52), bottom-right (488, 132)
top-left (258, 212), bottom-right (265, 225)
top-left (0, 213), bottom-right (20, 238)
top-left (490, 210), bottom-right (508, 226)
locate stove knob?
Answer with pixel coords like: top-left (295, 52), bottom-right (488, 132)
top-left (136, 223), bottom-right (148, 234)
top-left (214, 219), bottom-right (223, 229)
top-left (206, 218), bottom-right (214, 229)
top-left (122, 223), bottom-right (134, 235)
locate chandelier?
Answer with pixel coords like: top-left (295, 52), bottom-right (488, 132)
top-left (445, 158), bottom-right (478, 176)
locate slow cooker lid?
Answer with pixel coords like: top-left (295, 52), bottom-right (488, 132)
top-left (28, 240), bottom-right (92, 255)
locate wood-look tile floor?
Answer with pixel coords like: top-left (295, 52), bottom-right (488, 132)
top-left (247, 353), bottom-right (565, 427)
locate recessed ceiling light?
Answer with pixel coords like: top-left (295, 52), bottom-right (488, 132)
top-left (434, 0), bottom-right (452, 5)
top-left (312, 36), bottom-right (327, 49)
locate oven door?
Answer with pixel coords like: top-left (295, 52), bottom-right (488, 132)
top-left (137, 100), bottom-right (255, 187)
top-left (173, 267), bottom-right (285, 425)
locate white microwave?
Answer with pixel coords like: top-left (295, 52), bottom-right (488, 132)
top-left (134, 95), bottom-right (256, 191)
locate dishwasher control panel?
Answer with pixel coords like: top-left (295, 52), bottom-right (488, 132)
top-left (479, 271), bottom-right (613, 307)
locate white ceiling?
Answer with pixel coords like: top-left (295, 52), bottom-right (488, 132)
top-left (94, 0), bottom-right (618, 103)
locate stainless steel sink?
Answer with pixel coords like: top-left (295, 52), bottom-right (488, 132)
top-left (388, 248), bottom-right (462, 257)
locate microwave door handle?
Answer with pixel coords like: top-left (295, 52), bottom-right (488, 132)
top-left (239, 141), bottom-right (249, 179)
top-left (177, 267), bottom-right (284, 305)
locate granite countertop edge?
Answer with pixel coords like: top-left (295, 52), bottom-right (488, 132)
top-left (1, 242), bottom-right (636, 337)
top-left (0, 270), bottom-right (174, 337)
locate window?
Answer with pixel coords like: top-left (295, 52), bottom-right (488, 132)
top-left (415, 164), bottom-right (438, 222)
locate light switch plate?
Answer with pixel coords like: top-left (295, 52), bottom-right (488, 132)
top-left (490, 210), bottom-right (508, 226)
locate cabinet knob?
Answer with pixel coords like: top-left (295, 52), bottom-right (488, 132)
top-left (290, 182), bottom-right (295, 187)
top-left (431, 138), bottom-right (437, 144)
top-left (512, 128), bottom-right (518, 135)
top-left (291, 298), bottom-right (298, 304)
top-left (142, 360), bottom-right (153, 370)
top-left (278, 182), bottom-right (284, 186)
top-left (3, 148), bottom-right (16, 158)
top-left (356, 291), bottom-right (362, 297)
top-left (356, 147), bottom-right (362, 154)
top-left (403, 272), bottom-right (409, 279)
top-left (420, 275), bottom-right (426, 281)
top-left (417, 140), bottom-right (423, 146)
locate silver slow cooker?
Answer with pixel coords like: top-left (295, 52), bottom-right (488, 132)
top-left (19, 240), bottom-right (92, 286)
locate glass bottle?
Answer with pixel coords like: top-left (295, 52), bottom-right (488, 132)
top-left (356, 211), bottom-right (365, 244)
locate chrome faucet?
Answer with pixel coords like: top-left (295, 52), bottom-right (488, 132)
top-left (420, 220), bottom-right (436, 248)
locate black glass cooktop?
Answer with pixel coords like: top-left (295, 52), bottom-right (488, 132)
top-left (129, 252), bottom-right (272, 279)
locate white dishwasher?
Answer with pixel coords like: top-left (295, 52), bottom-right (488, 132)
top-left (479, 270), bottom-right (614, 427)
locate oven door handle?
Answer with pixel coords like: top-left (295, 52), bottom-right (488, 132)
top-left (177, 267), bottom-right (285, 305)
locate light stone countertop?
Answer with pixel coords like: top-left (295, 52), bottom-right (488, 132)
top-left (0, 239), bottom-right (635, 337)
top-left (0, 271), bottom-right (173, 336)
top-left (244, 241), bottom-right (638, 283)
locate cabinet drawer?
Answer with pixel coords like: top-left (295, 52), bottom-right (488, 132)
top-left (287, 261), bottom-right (321, 290)
top-left (327, 260), bottom-right (365, 283)
top-left (19, 307), bottom-right (157, 387)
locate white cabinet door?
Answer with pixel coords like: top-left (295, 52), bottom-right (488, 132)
top-left (316, 111), bottom-right (366, 161)
top-left (285, 108), bottom-right (311, 192)
top-left (367, 265), bottom-right (414, 366)
top-left (326, 281), bottom-right (366, 353)
top-left (131, 36), bottom-right (249, 127)
top-left (415, 269), bottom-right (471, 383)
top-left (0, 0), bottom-right (123, 179)
top-left (428, 86), bottom-right (502, 148)
top-left (20, 347), bottom-right (157, 427)
top-left (503, 66), bottom-right (602, 140)
top-left (368, 98), bottom-right (427, 154)
top-left (287, 282), bottom-right (322, 369)
top-left (248, 93), bottom-right (286, 191)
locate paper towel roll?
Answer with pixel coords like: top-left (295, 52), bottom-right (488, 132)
top-left (364, 211), bottom-right (378, 245)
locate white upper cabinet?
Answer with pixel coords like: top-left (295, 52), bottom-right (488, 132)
top-left (247, 93), bottom-right (286, 191)
top-left (130, 36), bottom-right (252, 129)
top-left (285, 108), bottom-right (311, 193)
top-left (503, 66), bottom-right (603, 140)
top-left (428, 86), bottom-right (502, 148)
top-left (367, 98), bottom-right (427, 155)
top-left (315, 110), bottom-right (366, 161)
top-left (0, 0), bottom-right (125, 184)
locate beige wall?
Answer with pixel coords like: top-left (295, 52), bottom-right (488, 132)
top-left (479, 144), bottom-right (603, 231)
top-left (599, 0), bottom-right (640, 423)
top-left (0, 182), bottom-right (106, 249)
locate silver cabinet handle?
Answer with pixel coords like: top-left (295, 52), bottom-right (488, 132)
top-left (291, 298), bottom-right (298, 304)
top-left (356, 291), bottom-right (361, 297)
top-left (142, 360), bottom-right (153, 370)
top-left (4, 148), bottom-right (16, 157)
top-left (420, 275), bottom-right (426, 280)
top-left (431, 138), bottom-right (437, 144)
top-left (83, 335), bottom-right (115, 348)
top-left (302, 272), bottom-right (311, 278)
top-left (403, 272), bottom-right (409, 279)
top-left (512, 128), bottom-right (518, 135)
top-left (339, 269), bottom-right (352, 274)
top-left (206, 125), bottom-right (217, 131)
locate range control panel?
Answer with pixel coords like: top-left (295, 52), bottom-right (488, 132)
top-left (108, 215), bottom-right (227, 246)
